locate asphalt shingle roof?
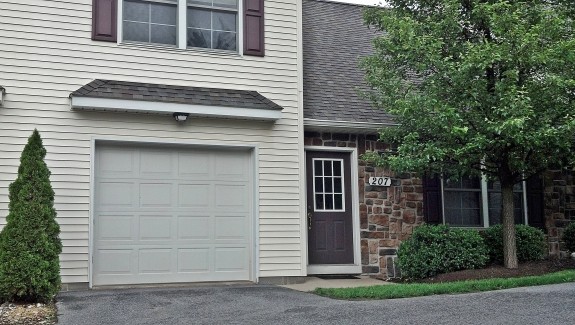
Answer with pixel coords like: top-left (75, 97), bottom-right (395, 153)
top-left (71, 79), bottom-right (283, 111)
top-left (303, 0), bottom-right (395, 125)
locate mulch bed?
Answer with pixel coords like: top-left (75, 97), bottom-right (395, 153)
top-left (0, 302), bottom-right (57, 325)
top-left (416, 258), bottom-right (575, 284)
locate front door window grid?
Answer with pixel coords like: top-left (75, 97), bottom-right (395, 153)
top-left (312, 158), bottom-right (345, 212)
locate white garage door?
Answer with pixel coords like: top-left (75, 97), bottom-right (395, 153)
top-left (93, 143), bottom-right (253, 286)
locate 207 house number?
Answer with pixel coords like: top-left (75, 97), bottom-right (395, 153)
top-left (368, 177), bottom-right (391, 186)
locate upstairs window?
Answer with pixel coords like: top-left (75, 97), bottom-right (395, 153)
top-left (187, 1), bottom-right (238, 51)
top-left (92, 0), bottom-right (265, 56)
top-left (123, 0), bottom-right (178, 45)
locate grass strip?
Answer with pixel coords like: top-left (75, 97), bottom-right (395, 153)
top-left (314, 270), bottom-right (575, 300)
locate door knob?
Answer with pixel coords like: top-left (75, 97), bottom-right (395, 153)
top-left (307, 207), bottom-right (313, 230)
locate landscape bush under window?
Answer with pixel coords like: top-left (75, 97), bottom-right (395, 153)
top-left (397, 224), bottom-right (489, 280)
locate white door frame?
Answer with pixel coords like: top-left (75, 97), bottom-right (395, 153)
top-left (304, 146), bottom-right (362, 274)
top-left (89, 136), bottom-right (259, 288)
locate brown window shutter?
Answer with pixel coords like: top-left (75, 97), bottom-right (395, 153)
top-left (423, 175), bottom-right (443, 225)
top-left (244, 0), bottom-right (264, 56)
top-left (527, 174), bottom-right (545, 230)
top-left (92, 0), bottom-right (117, 42)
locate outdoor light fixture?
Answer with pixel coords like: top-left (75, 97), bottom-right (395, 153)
top-left (0, 86), bottom-right (5, 107)
top-left (173, 112), bottom-right (189, 122)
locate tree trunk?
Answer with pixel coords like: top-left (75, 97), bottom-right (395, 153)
top-left (501, 181), bottom-right (518, 269)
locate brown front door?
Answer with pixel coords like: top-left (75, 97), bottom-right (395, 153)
top-left (306, 151), bottom-right (354, 265)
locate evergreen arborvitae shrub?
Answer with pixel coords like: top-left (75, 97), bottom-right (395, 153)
top-left (482, 224), bottom-right (546, 263)
top-left (397, 224), bottom-right (489, 280)
top-left (0, 130), bottom-right (62, 303)
top-left (563, 222), bottom-right (575, 253)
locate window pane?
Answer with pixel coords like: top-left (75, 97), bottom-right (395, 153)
top-left (314, 160), bottom-right (323, 177)
top-left (333, 161), bottom-right (342, 176)
top-left (188, 0), bottom-right (238, 8)
top-left (151, 3), bottom-right (177, 25)
top-left (123, 21), bottom-right (150, 42)
top-left (213, 11), bottom-right (236, 31)
top-left (444, 177), bottom-right (480, 189)
top-left (213, 0), bottom-right (238, 9)
top-left (314, 177), bottom-right (323, 193)
top-left (333, 178), bottom-right (342, 193)
top-left (334, 194), bottom-right (343, 210)
top-left (444, 192), bottom-right (460, 209)
top-left (444, 209), bottom-right (461, 225)
top-left (325, 194), bottom-right (334, 210)
top-left (324, 161), bottom-right (332, 176)
top-left (461, 209), bottom-right (482, 226)
top-left (213, 31), bottom-right (236, 50)
top-left (489, 192), bottom-right (524, 225)
top-left (444, 178), bottom-right (461, 189)
top-left (187, 8), bottom-right (211, 29)
top-left (187, 28), bottom-right (211, 48)
top-left (324, 178), bottom-right (333, 193)
top-left (315, 194), bottom-right (324, 210)
top-left (461, 177), bottom-right (481, 189)
top-left (151, 25), bottom-right (176, 45)
top-left (445, 208), bottom-right (482, 226)
top-left (461, 192), bottom-right (480, 209)
top-left (188, 0), bottom-right (212, 6)
top-left (124, 0), bottom-right (149, 22)
top-left (444, 191), bottom-right (481, 226)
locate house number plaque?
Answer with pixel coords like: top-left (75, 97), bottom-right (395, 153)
top-left (368, 177), bottom-right (391, 186)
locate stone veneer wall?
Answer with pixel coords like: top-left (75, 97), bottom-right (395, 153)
top-left (304, 131), bottom-right (424, 278)
top-left (304, 131), bottom-right (575, 278)
top-left (544, 169), bottom-right (575, 257)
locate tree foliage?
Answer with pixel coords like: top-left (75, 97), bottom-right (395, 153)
top-left (0, 130), bottom-right (62, 302)
top-left (362, 0), bottom-right (575, 267)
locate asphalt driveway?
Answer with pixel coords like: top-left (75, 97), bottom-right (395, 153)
top-left (57, 283), bottom-right (575, 325)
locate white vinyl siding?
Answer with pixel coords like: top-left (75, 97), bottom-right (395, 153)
top-left (0, 0), bottom-right (303, 284)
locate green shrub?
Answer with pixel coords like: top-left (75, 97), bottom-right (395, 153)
top-left (397, 224), bottom-right (489, 280)
top-left (482, 224), bottom-right (546, 263)
top-left (0, 130), bottom-right (62, 303)
top-left (563, 222), bottom-right (575, 253)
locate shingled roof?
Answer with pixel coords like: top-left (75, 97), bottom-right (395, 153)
top-left (70, 79), bottom-right (283, 111)
top-left (303, 0), bottom-right (395, 127)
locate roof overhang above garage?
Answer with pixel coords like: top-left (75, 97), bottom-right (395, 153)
top-left (70, 80), bottom-right (283, 121)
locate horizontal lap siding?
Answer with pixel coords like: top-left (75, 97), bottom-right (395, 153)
top-left (0, 0), bottom-right (303, 283)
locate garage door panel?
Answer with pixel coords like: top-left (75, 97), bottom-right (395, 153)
top-left (215, 153), bottom-right (249, 180)
top-left (177, 215), bottom-right (211, 240)
top-left (178, 184), bottom-right (211, 207)
top-left (215, 247), bottom-right (248, 271)
top-left (215, 216), bottom-right (248, 240)
top-left (139, 216), bottom-right (172, 241)
top-left (177, 248), bottom-right (210, 273)
top-left (178, 152), bottom-right (211, 178)
top-left (138, 249), bottom-right (172, 274)
top-left (94, 144), bottom-right (253, 286)
top-left (139, 151), bottom-right (174, 178)
top-left (140, 183), bottom-right (173, 207)
top-left (97, 215), bottom-right (135, 241)
top-left (98, 148), bottom-right (136, 177)
top-left (215, 184), bottom-right (249, 209)
top-left (95, 249), bottom-right (134, 275)
top-left (98, 182), bottom-right (136, 208)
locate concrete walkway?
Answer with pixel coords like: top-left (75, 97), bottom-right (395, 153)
top-left (281, 276), bottom-right (391, 292)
